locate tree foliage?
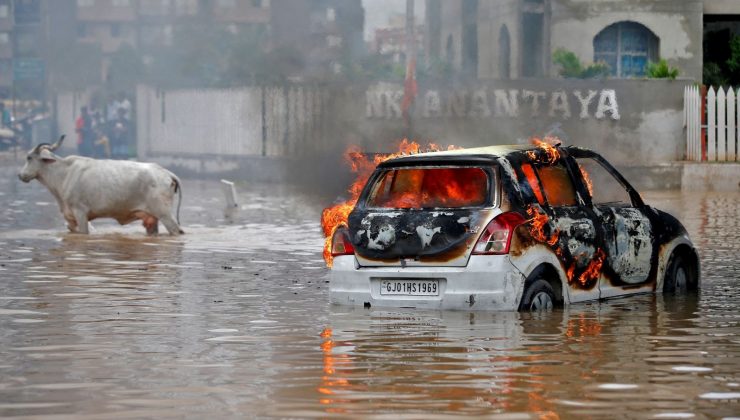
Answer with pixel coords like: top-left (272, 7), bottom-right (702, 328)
top-left (703, 34), bottom-right (740, 87)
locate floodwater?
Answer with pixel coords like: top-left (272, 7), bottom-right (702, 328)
top-left (0, 170), bottom-right (739, 419)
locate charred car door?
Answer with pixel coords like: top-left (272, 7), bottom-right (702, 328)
top-left (516, 159), bottom-right (601, 304)
top-left (572, 153), bottom-right (655, 299)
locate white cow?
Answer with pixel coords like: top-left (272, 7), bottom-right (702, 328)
top-left (18, 135), bottom-right (184, 235)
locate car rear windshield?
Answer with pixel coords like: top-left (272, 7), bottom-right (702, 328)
top-left (366, 166), bottom-right (490, 209)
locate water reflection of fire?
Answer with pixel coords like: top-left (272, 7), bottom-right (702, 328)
top-left (318, 327), bottom-right (350, 410)
top-left (321, 140), bottom-right (460, 267)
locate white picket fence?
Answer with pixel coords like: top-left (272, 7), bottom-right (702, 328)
top-left (684, 85), bottom-right (738, 162)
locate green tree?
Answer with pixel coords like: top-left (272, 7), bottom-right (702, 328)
top-left (726, 35), bottom-right (740, 83)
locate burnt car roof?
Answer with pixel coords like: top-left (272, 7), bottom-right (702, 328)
top-left (377, 144), bottom-right (537, 168)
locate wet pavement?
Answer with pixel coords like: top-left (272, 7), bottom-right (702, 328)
top-left (0, 169), bottom-right (739, 419)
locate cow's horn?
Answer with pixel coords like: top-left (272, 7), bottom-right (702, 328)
top-left (49, 135), bottom-right (65, 151)
top-left (31, 143), bottom-right (51, 154)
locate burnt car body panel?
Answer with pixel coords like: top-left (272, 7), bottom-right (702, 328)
top-left (349, 160), bottom-right (499, 267)
top-left (331, 143), bottom-right (699, 310)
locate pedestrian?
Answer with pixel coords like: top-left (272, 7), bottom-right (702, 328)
top-left (108, 92), bottom-right (131, 121)
top-left (117, 92), bottom-right (131, 120)
top-left (75, 106), bottom-right (94, 157)
top-left (92, 110), bottom-right (110, 158)
top-left (108, 107), bottom-right (131, 159)
top-left (0, 102), bottom-right (11, 128)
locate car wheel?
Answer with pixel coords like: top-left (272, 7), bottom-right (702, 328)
top-left (664, 253), bottom-right (691, 294)
top-left (519, 279), bottom-right (556, 312)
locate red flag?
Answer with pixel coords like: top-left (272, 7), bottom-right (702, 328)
top-left (401, 58), bottom-right (417, 119)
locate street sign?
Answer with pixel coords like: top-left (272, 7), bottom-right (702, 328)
top-left (13, 58), bottom-right (45, 81)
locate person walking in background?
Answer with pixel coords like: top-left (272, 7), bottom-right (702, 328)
top-left (0, 102), bottom-right (14, 149)
top-left (117, 92), bottom-right (131, 120)
top-left (91, 110), bottom-right (111, 158)
top-left (0, 102), bottom-right (11, 129)
top-left (109, 107), bottom-right (131, 159)
top-left (75, 106), bottom-right (94, 157)
top-left (108, 92), bottom-right (131, 121)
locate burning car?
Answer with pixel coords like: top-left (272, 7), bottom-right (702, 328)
top-left (327, 140), bottom-right (699, 311)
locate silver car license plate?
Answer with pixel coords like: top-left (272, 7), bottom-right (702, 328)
top-left (380, 279), bottom-right (439, 296)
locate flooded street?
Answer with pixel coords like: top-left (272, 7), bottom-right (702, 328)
top-left (0, 171), bottom-right (739, 419)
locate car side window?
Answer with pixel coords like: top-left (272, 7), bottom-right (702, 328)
top-left (576, 158), bottom-right (632, 205)
top-left (521, 163), bottom-right (545, 205)
top-left (535, 163), bottom-right (578, 206)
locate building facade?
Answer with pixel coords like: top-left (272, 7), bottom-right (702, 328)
top-left (426, 0), bottom-right (740, 82)
top-left (269, 0), bottom-right (364, 79)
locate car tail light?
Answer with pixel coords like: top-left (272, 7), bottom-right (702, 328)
top-left (331, 227), bottom-right (355, 256)
top-left (472, 212), bottom-right (526, 255)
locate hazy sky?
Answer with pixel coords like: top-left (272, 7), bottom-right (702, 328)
top-left (362, 0), bottom-right (425, 41)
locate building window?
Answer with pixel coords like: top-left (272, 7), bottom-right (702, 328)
top-left (426, 0), bottom-right (441, 59)
top-left (140, 0), bottom-right (170, 15)
top-left (445, 34), bottom-right (454, 65)
top-left (521, 11), bottom-right (545, 77)
top-left (111, 23), bottom-right (121, 37)
top-left (15, 30), bottom-right (38, 55)
top-left (218, 0), bottom-right (236, 7)
top-left (15, 0), bottom-right (41, 24)
top-left (0, 4), bottom-right (9, 18)
top-left (461, 0), bottom-right (478, 78)
top-left (175, 0), bottom-right (197, 15)
top-left (594, 21), bottom-right (659, 77)
top-left (0, 59), bottom-right (10, 74)
top-left (499, 25), bottom-right (510, 79)
top-left (77, 0), bottom-right (94, 7)
top-left (0, 32), bottom-right (8, 45)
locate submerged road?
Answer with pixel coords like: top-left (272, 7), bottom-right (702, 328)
top-left (0, 174), bottom-right (738, 418)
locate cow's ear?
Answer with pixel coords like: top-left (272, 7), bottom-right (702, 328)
top-left (39, 149), bottom-right (57, 163)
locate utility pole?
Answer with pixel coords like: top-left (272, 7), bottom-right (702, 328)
top-left (402, 0), bottom-right (416, 139)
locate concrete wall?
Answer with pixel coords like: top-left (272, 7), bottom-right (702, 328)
top-left (134, 79), bottom-right (688, 167)
top-left (704, 0), bottom-right (740, 14)
top-left (359, 79), bottom-right (688, 166)
top-left (135, 85), bottom-right (329, 159)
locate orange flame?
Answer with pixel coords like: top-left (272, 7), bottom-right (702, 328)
top-left (578, 163), bottom-right (594, 197)
top-left (321, 139), bottom-right (461, 267)
top-left (526, 136), bottom-right (561, 165)
top-left (566, 263), bottom-right (576, 281)
top-left (578, 248), bottom-right (606, 286)
top-left (526, 206), bottom-right (559, 246)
